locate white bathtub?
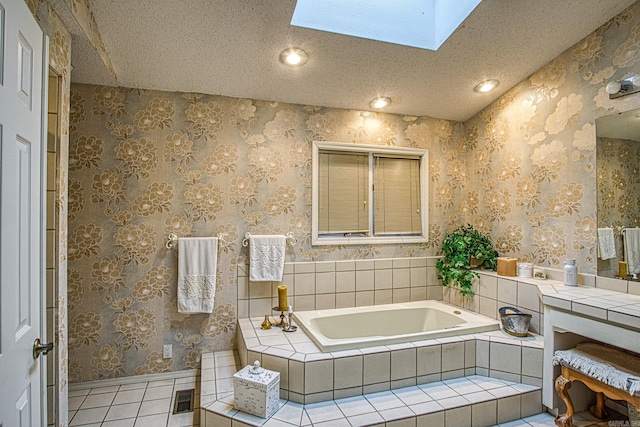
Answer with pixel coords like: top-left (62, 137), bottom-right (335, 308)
top-left (293, 300), bottom-right (501, 352)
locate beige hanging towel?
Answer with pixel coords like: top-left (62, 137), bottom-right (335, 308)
top-left (177, 237), bottom-right (218, 314)
top-left (249, 235), bottom-right (286, 281)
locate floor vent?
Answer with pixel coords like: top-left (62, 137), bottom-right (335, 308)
top-left (173, 389), bottom-right (195, 414)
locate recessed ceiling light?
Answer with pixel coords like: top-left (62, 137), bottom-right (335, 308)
top-left (474, 79), bottom-right (499, 93)
top-left (369, 97), bottom-right (391, 109)
top-left (280, 48), bottom-right (308, 66)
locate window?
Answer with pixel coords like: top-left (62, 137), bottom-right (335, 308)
top-left (312, 141), bottom-right (429, 245)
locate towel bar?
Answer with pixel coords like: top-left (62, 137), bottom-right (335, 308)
top-left (166, 233), bottom-right (227, 249)
top-left (242, 232), bottom-right (296, 247)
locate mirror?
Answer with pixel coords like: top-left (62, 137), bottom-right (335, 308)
top-left (596, 108), bottom-right (640, 278)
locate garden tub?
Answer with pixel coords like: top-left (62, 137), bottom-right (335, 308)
top-left (293, 300), bottom-right (501, 352)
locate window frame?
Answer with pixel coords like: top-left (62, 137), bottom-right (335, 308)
top-left (311, 141), bottom-right (429, 246)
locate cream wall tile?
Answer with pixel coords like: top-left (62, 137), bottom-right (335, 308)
top-left (464, 340), bottom-right (476, 368)
top-left (249, 281), bottom-right (272, 299)
top-left (304, 360), bottom-right (333, 394)
top-left (336, 271), bottom-right (356, 293)
top-left (393, 258), bottom-right (412, 268)
top-left (417, 411), bottom-right (444, 427)
top-left (375, 269), bottom-right (393, 290)
top-left (520, 390), bottom-right (542, 418)
top-left (375, 259), bottom-right (394, 269)
top-left (334, 356), bottom-right (363, 389)
top-left (427, 285), bottom-right (444, 301)
top-left (336, 261), bottom-right (355, 271)
top-left (410, 287), bottom-right (427, 301)
top-left (316, 272), bottom-right (336, 294)
top-left (475, 339), bottom-right (489, 369)
top-left (356, 259), bottom-right (375, 270)
top-left (249, 298), bottom-right (272, 318)
top-left (356, 291), bottom-right (374, 307)
top-left (596, 276), bottom-right (628, 293)
top-left (288, 360), bottom-right (304, 394)
top-left (516, 282), bottom-right (539, 312)
top-left (295, 262), bottom-right (315, 273)
top-left (426, 267), bottom-right (438, 287)
top-left (521, 347), bottom-right (543, 379)
top-left (315, 294), bottom-right (336, 310)
top-left (363, 352), bottom-right (391, 385)
top-left (411, 267), bottom-right (427, 287)
top-left (497, 395), bottom-right (520, 424)
top-left (315, 261), bottom-right (336, 272)
top-left (489, 342), bottom-right (521, 375)
top-left (471, 400), bottom-right (497, 427)
top-left (356, 270), bottom-right (375, 291)
top-left (375, 290), bottom-right (393, 305)
top-left (294, 273), bottom-right (315, 295)
top-left (444, 406), bottom-right (471, 427)
top-left (410, 257), bottom-right (427, 268)
top-left (417, 344), bottom-right (442, 376)
top-left (497, 278), bottom-right (517, 305)
top-left (478, 296), bottom-right (497, 319)
top-left (336, 292), bottom-right (355, 308)
top-left (478, 275), bottom-right (497, 300)
top-left (393, 288), bottom-right (411, 303)
top-left (441, 342), bottom-right (464, 373)
top-left (391, 348), bottom-right (417, 380)
top-left (293, 295), bottom-right (315, 311)
top-left (393, 268), bottom-right (411, 289)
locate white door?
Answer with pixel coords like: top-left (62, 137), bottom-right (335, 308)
top-left (0, 0), bottom-right (47, 426)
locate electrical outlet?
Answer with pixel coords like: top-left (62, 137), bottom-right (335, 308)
top-left (163, 344), bottom-right (172, 359)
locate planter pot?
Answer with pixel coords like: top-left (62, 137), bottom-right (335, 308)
top-left (469, 256), bottom-right (483, 268)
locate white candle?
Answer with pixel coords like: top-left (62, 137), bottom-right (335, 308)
top-left (288, 305), bottom-right (293, 314)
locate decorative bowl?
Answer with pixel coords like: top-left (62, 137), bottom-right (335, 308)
top-left (498, 306), bottom-right (532, 337)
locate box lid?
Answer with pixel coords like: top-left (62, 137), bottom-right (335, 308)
top-left (233, 361), bottom-right (279, 386)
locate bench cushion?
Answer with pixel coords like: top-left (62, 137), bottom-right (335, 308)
top-left (553, 342), bottom-right (640, 396)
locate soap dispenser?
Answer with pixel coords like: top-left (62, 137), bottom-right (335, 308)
top-left (563, 259), bottom-right (578, 286)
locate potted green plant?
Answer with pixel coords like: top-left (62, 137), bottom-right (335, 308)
top-left (436, 224), bottom-right (498, 296)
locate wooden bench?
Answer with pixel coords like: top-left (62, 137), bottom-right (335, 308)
top-left (553, 343), bottom-right (640, 427)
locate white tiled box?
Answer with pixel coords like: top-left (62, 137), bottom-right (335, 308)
top-left (233, 361), bottom-right (280, 418)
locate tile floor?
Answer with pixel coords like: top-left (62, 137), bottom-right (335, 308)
top-left (202, 351), bottom-right (630, 427)
top-left (68, 376), bottom-right (199, 426)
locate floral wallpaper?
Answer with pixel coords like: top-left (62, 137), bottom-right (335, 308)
top-left (24, 0), bottom-right (72, 425)
top-left (67, 87), bottom-right (460, 380)
top-left (67, 1), bottom-right (640, 381)
top-left (464, 3), bottom-right (640, 272)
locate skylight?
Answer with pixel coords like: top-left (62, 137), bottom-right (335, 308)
top-left (291, 0), bottom-right (482, 51)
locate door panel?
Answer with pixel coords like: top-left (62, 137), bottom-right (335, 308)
top-left (0, 0), bottom-right (46, 425)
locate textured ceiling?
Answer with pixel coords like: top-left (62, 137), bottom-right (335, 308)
top-left (78, 0), bottom-right (637, 122)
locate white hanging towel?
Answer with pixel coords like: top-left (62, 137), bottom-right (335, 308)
top-left (249, 235), bottom-right (286, 281)
top-left (597, 227), bottom-right (616, 260)
top-left (624, 228), bottom-right (640, 275)
top-left (177, 237), bottom-right (218, 314)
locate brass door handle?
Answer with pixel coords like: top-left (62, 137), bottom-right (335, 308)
top-left (33, 338), bottom-right (54, 359)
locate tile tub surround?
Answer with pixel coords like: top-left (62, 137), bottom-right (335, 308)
top-left (236, 257), bottom-right (443, 320)
top-left (235, 315), bottom-right (544, 405)
top-left (201, 351), bottom-right (544, 427)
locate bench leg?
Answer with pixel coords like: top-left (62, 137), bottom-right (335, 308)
top-left (555, 375), bottom-right (574, 427)
top-left (589, 392), bottom-right (608, 419)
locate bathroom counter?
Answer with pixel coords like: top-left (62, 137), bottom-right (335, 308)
top-left (536, 282), bottom-right (640, 331)
top-left (539, 281), bottom-right (640, 412)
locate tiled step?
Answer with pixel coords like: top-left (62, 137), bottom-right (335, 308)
top-left (235, 316), bottom-right (544, 405)
top-left (200, 352), bottom-right (542, 427)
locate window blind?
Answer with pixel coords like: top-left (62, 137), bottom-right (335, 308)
top-left (318, 152), bottom-right (369, 234)
top-left (374, 156), bottom-right (421, 235)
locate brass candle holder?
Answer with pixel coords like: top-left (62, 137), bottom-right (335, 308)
top-left (272, 306), bottom-right (287, 327)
